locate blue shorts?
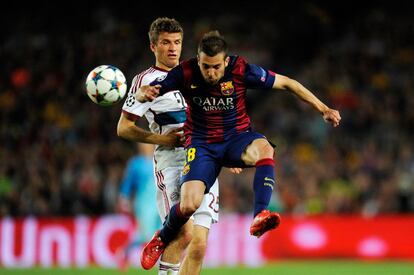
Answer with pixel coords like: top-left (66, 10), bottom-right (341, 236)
top-left (181, 131), bottom-right (267, 193)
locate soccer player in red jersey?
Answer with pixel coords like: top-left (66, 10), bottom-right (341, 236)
top-left (137, 31), bottom-right (341, 270)
top-left (118, 19), bottom-right (235, 275)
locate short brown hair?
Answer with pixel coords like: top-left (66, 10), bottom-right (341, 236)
top-left (197, 30), bottom-right (228, 57)
top-left (148, 17), bottom-right (183, 44)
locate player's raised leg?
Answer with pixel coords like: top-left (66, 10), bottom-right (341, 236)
top-left (241, 138), bottom-right (281, 237)
top-left (161, 180), bottom-right (205, 243)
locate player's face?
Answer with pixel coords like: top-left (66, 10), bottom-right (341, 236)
top-left (198, 52), bottom-right (229, 85)
top-left (151, 32), bottom-right (182, 70)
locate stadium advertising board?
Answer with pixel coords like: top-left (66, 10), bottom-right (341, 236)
top-left (1, 215), bottom-right (413, 267)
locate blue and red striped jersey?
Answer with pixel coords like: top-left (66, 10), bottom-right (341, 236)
top-left (151, 55), bottom-right (276, 145)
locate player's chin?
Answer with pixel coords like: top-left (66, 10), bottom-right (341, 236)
top-left (164, 60), bottom-right (178, 69)
top-left (207, 79), bottom-right (219, 85)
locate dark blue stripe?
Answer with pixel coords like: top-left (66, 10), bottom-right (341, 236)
top-left (154, 110), bottom-right (186, 126)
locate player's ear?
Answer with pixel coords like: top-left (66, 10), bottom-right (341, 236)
top-left (150, 43), bottom-right (156, 53)
top-left (197, 54), bottom-right (200, 65)
top-left (224, 56), bottom-right (230, 67)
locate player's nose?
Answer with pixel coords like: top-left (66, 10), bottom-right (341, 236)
top-left (169, 43), bottom-right (178, 51)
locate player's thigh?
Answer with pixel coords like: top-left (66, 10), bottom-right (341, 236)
top-left (154, 167), bottom-right (181, 223)
top-left (241, 138), bottom-right (274, 165)
top-left (224, 131), bottom-right (267, 167)
top-left (181, 145), bottom-right (221, 193)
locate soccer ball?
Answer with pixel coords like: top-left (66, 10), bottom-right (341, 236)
top-left (85, 65), bottom-right (127, 106)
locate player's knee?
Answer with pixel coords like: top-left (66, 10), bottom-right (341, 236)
top-left (258, 141), bottom-right (274, 159)
top-left (180, 202), bottom-right (199, 217)
top-left (181, 193), bottom-right (203, 216)
top-left (180, 181), bottom-right (205, 216)
top-left (245, 139), bottom-right (275, 164)
top-left (188, 237), bottom-right (207, 261)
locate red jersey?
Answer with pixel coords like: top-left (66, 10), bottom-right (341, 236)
top-left (152, 56), bottom-right (276, 145)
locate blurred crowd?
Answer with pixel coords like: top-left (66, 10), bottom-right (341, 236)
top-left (1, 2), bottom-right (413, 216)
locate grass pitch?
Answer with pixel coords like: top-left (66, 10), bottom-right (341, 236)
top-left (2, 260), bottom-right (414, 275)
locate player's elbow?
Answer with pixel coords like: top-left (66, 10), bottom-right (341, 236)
top-left (117, 121), bottom-right (126, 138)
top-left (281, 76), bottom-right (297, 90)
top-left (117, 116), bottom-right (131, 139)
top-left (118, 112), bottom-right (141, 139)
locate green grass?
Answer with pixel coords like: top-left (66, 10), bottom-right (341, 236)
top-left (2, 261), bottom-right (414, 275)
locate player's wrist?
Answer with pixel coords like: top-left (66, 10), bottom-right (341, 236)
top-left (156, 134), bottom-right (175, 147)
top-left (318, 104), bottom-right (329, 115)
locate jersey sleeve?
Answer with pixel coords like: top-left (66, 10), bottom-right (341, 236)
top-left (122, 75), bottom-right (153, 120)
top-left (150, 65), bottom-right (184, 95)
top-left (244, 63), bottom-right (276, 89)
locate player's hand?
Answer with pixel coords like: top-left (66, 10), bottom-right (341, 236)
top-left (322, 108), bottom-right (341, 127)
top-left (136, 85), bottom-right (160, 102)
top-left (228, 167), bottom-right (243, 174)
top-left (164, 127), bottom-right (186, 147)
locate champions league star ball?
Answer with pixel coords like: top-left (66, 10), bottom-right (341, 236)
top-left (85, 65), bottom-right (127, 106)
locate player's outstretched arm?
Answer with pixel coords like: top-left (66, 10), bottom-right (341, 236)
top-left (272, 74), bottom-right (341, 127)
top-left (117, 112), bottom-right (184, 146)
top-left (135, 84), bottom-right (161, 102)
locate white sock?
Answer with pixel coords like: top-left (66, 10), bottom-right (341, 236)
top-left (158, 260), bottom-right (180, 275)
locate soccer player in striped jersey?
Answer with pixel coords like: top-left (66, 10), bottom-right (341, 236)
top-left (117, 18), bottom-right (227, 275)
top-left (138, 30), bottom-right (341, 270)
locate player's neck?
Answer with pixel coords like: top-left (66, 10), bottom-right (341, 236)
top-left (155, 61), bottom-right (177, 72)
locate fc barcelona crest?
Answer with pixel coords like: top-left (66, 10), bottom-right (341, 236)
top-left (220, 81), bottom-right (234, 96)
top-left (182, 164), bottom-right (190, 175)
